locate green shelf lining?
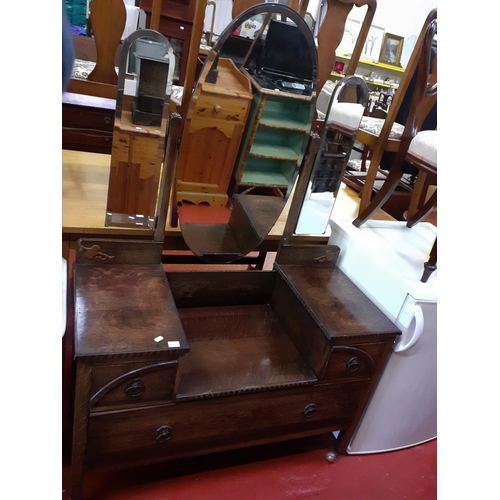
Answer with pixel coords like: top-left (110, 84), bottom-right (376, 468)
top-left (249, 143), bottom-right (299, 161)
top-left (259, 116), bottom-right (310, 132)
top-left (240, 169), bottom-right (290, 187)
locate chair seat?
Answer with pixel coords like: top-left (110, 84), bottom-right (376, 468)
top-left (408, 130), bottom-right (437, 168)
top-left (359, 116), bottom-right (405, 140)
top-left (326, 102), bottom-right (365, 134)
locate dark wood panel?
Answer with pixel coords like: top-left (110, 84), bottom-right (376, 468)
top-left (321, 343), bottom-right (387, 382)
top-left (62, 104), bottom-right (114, 131)
top-left (176, 304), bottom-right (317, 399)
top-left (90, 360), bottom-right (179, 410)
top-left (166, 270), bottom-right (276, 308)
top-left (277, 244), bottom-right (340, 268)
top-left (74, 263), bottom-right (189, 358)
top-left (270, 273), bottom-right (331, 377)
top-left (62, 128), bottom-right (113, 154)
top-left (75, 239), bottom-right (163, 265)
top-left (62, 93), bottom-right (116, 153)
top-left (277, 266), bottom-right (401, 340)
top-left (86, 381), bottom-right (368, 467)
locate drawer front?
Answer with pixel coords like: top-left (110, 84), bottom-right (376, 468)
top-left (62, 105), bottom-right (114, 131)
top-left (62, 128), bottom-right (112, 155)
top-left (191, 93), bottom-right (250, 125)
top-left (87, 381), bottom-right (368, 465)
top-left (322, 342), bottom-right (389, 382)
top-left (90, 361), bottom-right (178, 410)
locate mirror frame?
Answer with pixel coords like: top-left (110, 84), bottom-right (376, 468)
top-left (175, 4), bottom-right (319, 263)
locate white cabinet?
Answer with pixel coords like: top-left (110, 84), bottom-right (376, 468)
top-left (328, 218), bottom-right (437, 453)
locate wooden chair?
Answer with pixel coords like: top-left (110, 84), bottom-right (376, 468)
top-left (346, 8), bottom-right (437, 217)
top-left (353, 11), bottom-right (437, 228)
top-left (66, 0), bottom-right (126, 99)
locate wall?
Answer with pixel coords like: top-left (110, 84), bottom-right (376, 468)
top-left (202, 0), bottom-right (437, 65)
top-left (345, 0), bottom-right (437, 67)
top-left (345, 0), bottom-right (437, 40)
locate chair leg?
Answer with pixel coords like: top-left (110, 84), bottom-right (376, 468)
top-left (407, 171), bottom-right (428, 219)
top-left (421, 237), bottom-right (437, 283)
top-left (353, 166), bottom-right (404, 227)
top-left (360, 146), bottom-right (371, 172)
top-left (406, 190), bottom-right (437, 227)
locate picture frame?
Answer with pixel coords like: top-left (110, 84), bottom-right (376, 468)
top-left (362, 25), bottom-right (384, 62)
top-left (336, 18), bottom-right (361, 56)
top-left (379, 33), bottom-right (404, 67)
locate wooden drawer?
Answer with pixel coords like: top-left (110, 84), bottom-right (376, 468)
top-left (321, 343), bottom-right (389, 382)
top-left (86, 381), bottom-right (368, 466)
top-left (190, 93), bottom-right (249, 125)
top-left (62, 128), bottom-right (113, 154)
top-left (62, 105), bottom-right (114, 132)
top-left (90, 360), bottom-right (179, 410)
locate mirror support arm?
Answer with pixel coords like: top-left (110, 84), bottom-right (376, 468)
top-left (154, 112), bottom-right (183, 243)
top-left (278, 131), bottom-right (322, 253)
top-left (205, 54), bottom-right (220, 84)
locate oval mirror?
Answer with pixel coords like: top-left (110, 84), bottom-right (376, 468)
top-left (173, 4), bottom-right (318, 263)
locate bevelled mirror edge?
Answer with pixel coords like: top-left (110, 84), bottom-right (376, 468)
top-left (172, 4), bottom-right (319, 263)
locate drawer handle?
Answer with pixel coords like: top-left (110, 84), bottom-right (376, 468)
top-left (213, 104), bottom-right (222, 113)
top-left (125, 378), bottom-right (145, 398)
top-left (103, 116), bottom-right (111, 125)
top-left (303, 403), bottom-right (316, 418)
top-left (156, 425), bottom-right (172, 444)
top-left (347, 356), bottom-right (360, 372)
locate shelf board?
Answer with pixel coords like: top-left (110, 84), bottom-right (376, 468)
top-left (240, 169), bottom-right (290, 187)
top-left (176, 304), bottom-right (317, 400)
top-left (259, 116), bottom-right (310, 132)
top-left (336, 54), bottom-right (405, 73)
top-left (249, 144), bottom-right (299, 162)
top-left (330, 72), bottom-right (398, 89)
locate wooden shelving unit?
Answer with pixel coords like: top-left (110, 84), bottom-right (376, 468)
top-left (233, 73), bottom-right (315, 194)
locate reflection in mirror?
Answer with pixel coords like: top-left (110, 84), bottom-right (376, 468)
top-left (105, 30), bottom-right (173, 229)
top-left (174, 4), bottom-right (318, 263)
top-left (294, 76), bottom-right (369, 235)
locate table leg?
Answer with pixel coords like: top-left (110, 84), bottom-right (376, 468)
top-left (71, 362), bottom-right (92, 500)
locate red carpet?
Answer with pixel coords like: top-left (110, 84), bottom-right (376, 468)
top-left (62, 436), bottom-right (436, 499)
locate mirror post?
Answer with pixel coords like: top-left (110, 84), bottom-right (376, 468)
top-left (278, 131), bottom-right (321, 254)
top-left (154, 112), bottom-right (182, 243)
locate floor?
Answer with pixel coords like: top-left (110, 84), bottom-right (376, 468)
top-left (62, 183), bottom-right (437, 500)
top-left (62, 437), bottom-right (437, 500)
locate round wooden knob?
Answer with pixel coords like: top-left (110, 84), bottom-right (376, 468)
top-left (213, 104), bottom-right (222, 113)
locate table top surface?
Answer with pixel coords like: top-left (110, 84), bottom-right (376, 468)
top-left (62, 149), bottom-right (326, 241)
top-left (62, 149), bottom-right (393, 242)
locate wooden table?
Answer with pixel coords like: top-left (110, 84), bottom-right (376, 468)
top-left (62, 149), bottom-right (332, 261)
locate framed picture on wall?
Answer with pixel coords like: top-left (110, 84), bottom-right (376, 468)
top-left (362, 25), bottom-right (384, 62)
top-left (379, 33), bottom-right (404, 66)
top-left (336, 18), bottom-right (360, 56)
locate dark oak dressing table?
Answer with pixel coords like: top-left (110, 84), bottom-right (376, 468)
top-left (72, 240), bottom-right (399, 499)
top-left (70, 6), bottom-right (400, 500)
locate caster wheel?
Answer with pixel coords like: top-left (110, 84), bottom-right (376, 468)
top-left (325, 451), bottom-right (338, 463)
